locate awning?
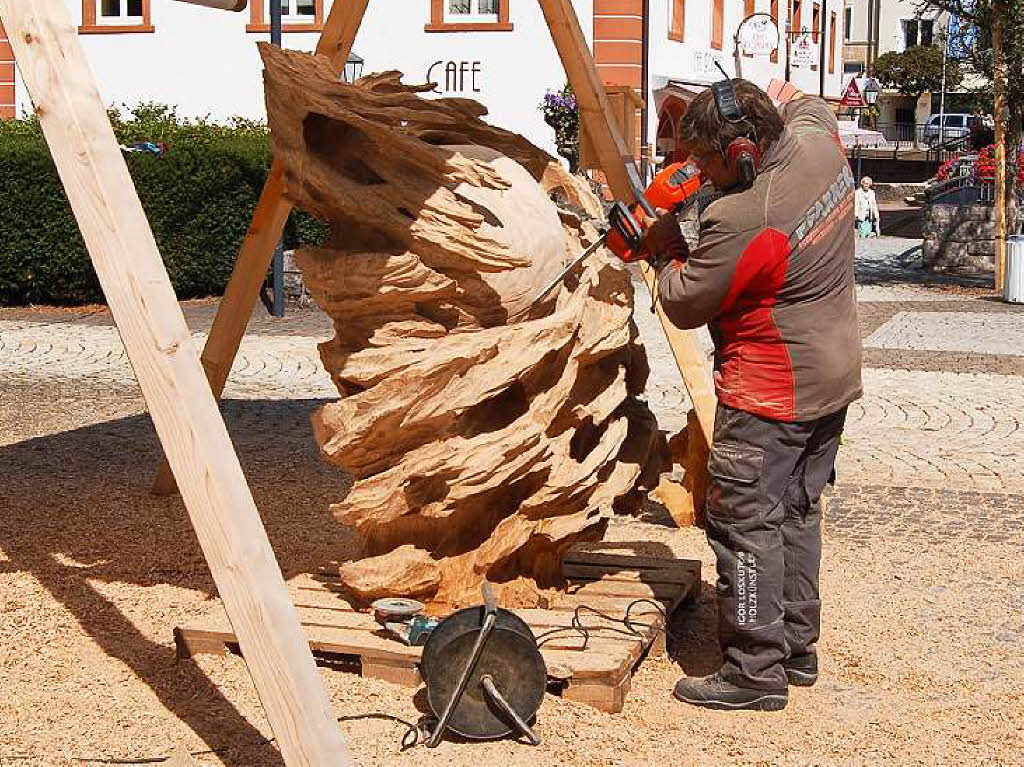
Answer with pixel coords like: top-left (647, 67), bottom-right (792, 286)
top-left (653, 81), bottom-right (707, 113)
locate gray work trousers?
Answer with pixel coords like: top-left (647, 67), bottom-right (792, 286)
top-left (705, 403), bottom-right (847, 690)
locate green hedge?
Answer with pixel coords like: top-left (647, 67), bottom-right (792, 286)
top-left (0, 103), bottom-right (328, 305)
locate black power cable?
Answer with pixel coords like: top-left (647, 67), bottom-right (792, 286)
top-left (533, 598), bottom-right (682, 652)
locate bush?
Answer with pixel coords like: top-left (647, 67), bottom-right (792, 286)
top-left (0, 103), bottom-right (328, 305)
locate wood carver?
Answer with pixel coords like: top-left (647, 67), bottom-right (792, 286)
top-left (262, 45), bottom-right (669, 607)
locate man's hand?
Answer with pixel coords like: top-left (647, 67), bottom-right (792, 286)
top-left (640, 209), bottom-right (690, 267)
top-left (766, 79), bottom-right (805, 107)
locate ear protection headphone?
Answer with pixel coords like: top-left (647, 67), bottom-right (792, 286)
top-left (711, 63), bottom-right (760, 190)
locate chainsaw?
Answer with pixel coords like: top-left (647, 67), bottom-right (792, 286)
top-left (526, 161), bottom-right (704, 311)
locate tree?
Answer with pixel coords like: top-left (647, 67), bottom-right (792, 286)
top-left (873, 45), bottom-right (963, 98)
top-left (916, 1), bottom-right (1024, 132)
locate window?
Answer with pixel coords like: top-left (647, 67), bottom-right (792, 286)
top-left (742, 0), bottom-right (755, 56)
top-left (771, 0), bottom-right (779, 62)
top-left (844, 6), bottom-right (851, 40)
top-left (711, 0), bottom-right (724, 50)
top-left (829, 10), bottom-right (836, 73)
top-left (812, 3), bottom-right (821, 42)
top-left (792, 0), bottom-right (802, 32)
top-left (267, 0), bottom-right (316, 22)
top-left (670, 0), bottom-right (685, 42)
top-left (445, 0), bottom-right (498, 22)
top-left (920, 19), bottom-right (934, 47)
top-left (247, 0), bottom-right (323, 33)
top-left (426, 0), bottom-right (512, 31)
top-left (80, 0), bottom-right (153, 33)
top-left (902, 18), bottom-right (918, 49)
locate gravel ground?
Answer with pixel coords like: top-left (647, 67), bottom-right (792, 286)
top-left (2, 238), bottom-right (1023, 766)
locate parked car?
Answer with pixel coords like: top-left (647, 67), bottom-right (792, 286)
top-left (921, 113), bottom-right (972, 145)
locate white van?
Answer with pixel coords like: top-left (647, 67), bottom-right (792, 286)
top-left (921, 113), bottom-right (972, 145)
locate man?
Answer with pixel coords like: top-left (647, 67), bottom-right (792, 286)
top-left (644, 79), bottom-right (862, 711)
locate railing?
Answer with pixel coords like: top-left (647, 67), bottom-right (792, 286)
top-left (925, 175), bottom-right (995, 204)
top-left (926, 133), bottom-right (973, 164)
top-left (845, 122), bottom-right (975, 163)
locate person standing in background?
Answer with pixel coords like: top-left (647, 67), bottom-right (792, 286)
top-left (855, 176), bottom-right (880, 237)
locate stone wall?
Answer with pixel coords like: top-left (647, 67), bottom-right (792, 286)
top-left (922, 203), bottom-right (1020, 271)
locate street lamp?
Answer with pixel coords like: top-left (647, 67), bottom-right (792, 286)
top-left (343, 53), bottom-right (365, 83)
top-left (863, 77), bottom-right (881, 106)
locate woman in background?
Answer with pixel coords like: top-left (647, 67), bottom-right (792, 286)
top-left (855, 176), bottom-right (880, 237)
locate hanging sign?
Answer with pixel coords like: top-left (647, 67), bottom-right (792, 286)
top-left (792, 31), bottom-right (819, 66)
top-left (839, 77), bottom-right (864, 107)
top-left (737, 14), bottom-right (780, 56)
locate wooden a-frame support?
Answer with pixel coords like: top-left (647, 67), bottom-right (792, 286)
top-left (0, 2), bottom-right (352, 765)
top-left (151, 0), bottom-right (716, 499)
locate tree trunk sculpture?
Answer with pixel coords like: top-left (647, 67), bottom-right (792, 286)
top-left (261, 44), bottom-right (668, 607)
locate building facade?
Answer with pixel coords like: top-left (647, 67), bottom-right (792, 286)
top-left (842, 0), bottom-right (953, 128)
top-left (5, 1), bottom-right (845, 167)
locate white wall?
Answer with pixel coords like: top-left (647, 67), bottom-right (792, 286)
top-left (15, 0), bottom-right (593, 157)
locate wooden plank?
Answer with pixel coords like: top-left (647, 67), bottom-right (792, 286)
top-left (536, 0), bottom-right (716, 447)
top-left (562, 563), bottom-right (694, 584)
top-left (151, 0), bottom-right (372, 494)
top-left (2, 4), bottom-right (353, 764)
top-left (566, 578), bottom-right (681, 601)
top-left (563, 550), bottom-right (701, 574)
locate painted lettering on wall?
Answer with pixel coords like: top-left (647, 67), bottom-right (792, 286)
top-left (427, 61), bottom-right (483, 93)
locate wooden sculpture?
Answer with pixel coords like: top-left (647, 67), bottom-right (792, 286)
top-left (262, 45), bottom-right (668, 607)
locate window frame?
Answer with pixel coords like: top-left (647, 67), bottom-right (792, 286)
top-left (829, 10), bottom-right (836, 73)
top-left (902, 18), bottom-right (919, 50)
top-left (669, 0), bottom-right (685, 43)
top-left (771, 0), bottom-right (779, 62)
top-left (920, 18), bottom-right (934, 47)
top-left (741, 0), bottom-right (754, 57)
top-left (80, 0), bottom-right (154, 34)
top-left (711, 0), bottom-right (724, 50)
top-left (246, 0), bottom-right (324, 33)
top-left (426, 0), bottom-right (513, 32)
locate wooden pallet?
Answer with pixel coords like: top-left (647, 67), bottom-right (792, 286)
top-left (175, 550), bottom-right (700, 713)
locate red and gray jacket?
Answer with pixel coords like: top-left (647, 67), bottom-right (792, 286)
top-left (658, 96), bottom-right (862, 422)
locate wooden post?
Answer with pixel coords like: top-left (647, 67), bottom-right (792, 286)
top-left (0, 2), bottom-right (352, 764)
top-left (152, 0), bottom-right (371, 494)
top-left (993, 10), bottom-right (1008, 293)
top-left (537, 0), bottom-right (716, 444)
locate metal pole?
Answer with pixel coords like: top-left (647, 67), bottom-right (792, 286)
top-left (818, 0), bottom-right (826, 97)
top-left (785, 17), bottom-right (791, 81)
top-left (269, 0), bottom-right (285, 318)
top-left (939, 15), bottom-right (948, 147)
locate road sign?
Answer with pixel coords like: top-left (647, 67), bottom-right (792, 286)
top-left (840, 77), bottom-right (864, 107)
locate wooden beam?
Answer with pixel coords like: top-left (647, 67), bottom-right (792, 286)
top-left (152, 0), bottom-right (372, 494)
top-left (0, 2), bottom-right (352, 764)
top-left (536, 0), bottom-right (716, 443)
